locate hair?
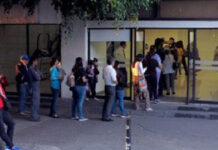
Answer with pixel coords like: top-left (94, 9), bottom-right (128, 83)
top-left (107, 56), bottom-right (115, 65)
top-left (165, 50), bottom-right (170, 55)
top-left (88, 59), bottom-right (94, 65)
top-left (29, 56), bottom-right (38, 66)
top-left (93, 58), bottom-right (98, 62)
top-left (169, 37), bottom-right (175, 41)
top-left (72, 57), bottom-right (83, 72)
top-left (135, 54), bottom-right (144, 62)
top-left (176, 41), bottom-right (184, 49)
top-left (120, 41), bottom-right (126, 47)
top-left (50, 57), bottom-right (58, 67)
top-left (114, 60), bottom-right (120, 70)
top-left (154, 38), bottom-right (164, 49)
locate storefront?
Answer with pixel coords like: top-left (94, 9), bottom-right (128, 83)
top-left (87, 21), bottom-right (218, 104)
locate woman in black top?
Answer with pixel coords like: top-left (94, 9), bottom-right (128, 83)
top-left (71, 57), bottom-right (88, 121)
top-left (146, 46), bottom-right (159, 103)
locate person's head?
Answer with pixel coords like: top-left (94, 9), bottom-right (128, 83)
top-left (29, 56), bottom-right (38, 66)
top-left (176, 41), bottom-right (184, 49)
top-left (165, 50), bottom-right (170, 55)
top-left (50, 57), bottom-right (59, 67)
top-left (149, 45), bottom-right (156, 56)
top-left (88, 59), bottom-right (94, 66)
top-left (154, 38), bottom-right (164, 49)
top-left (120, 41), bottom-right (127, 48)
top-left (93, 58), bottom-right (98, 66)
top-left (107, 56), bottom-right (115, 66)
top-left (75, 57), bottom-right (83, 68)
top-left (135, 54), bottom-right (144, 62)
top-left (169, 37), bottom-right (175, 45)
top-left (20, 55), bottom-right (29, 65)
top-left (114, 60), bottom-right (120, 69)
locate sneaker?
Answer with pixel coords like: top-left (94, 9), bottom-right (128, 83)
top-left (111, 114), bottom-right (119, 117)
top-left (12, 146), bottom-right (20, 150)
top-left (72, 117), bottom-right (79, 120)
top-left (78, 118), bottom-right (88, 122)
top-left (172, 92), bottom-right (176, 95)
top-left (94, 98), bottom-right (100, 101)
top-left (120, 115), bottom-right (130, 119)
top-left (19, 112), bottom-right (29, 116)
top-left (166, 92), bottom-right (170, 95)
top-left (51, 114), bottom-right (59, 118)
top-left (146, 108), bottom-right (153, 112)
top-left (5, 146), bottom-right (10, 150)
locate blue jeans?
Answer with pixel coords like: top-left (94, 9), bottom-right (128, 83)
top-left (50, 88), bottom-right (59, 116)
top-left (112, 89), bottom-right (126, 116)
top-left (18, 84), bottom-right (29, 113)
top-left (72, 86), bottom-right (86, 119)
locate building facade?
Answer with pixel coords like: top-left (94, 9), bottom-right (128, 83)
top-left (1, 0), bottom-right (218, 103)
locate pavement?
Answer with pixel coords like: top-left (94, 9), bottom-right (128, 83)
top-left (4, 98), bottom-right (218, 150)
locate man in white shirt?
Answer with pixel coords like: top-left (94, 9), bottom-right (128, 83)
top-left (102, 56), bottom-right (117, 121)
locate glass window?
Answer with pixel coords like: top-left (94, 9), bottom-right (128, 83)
top-left (0, 25), bottom-right (27, 93)
top-left (90, 29), bottom-right (131, 98)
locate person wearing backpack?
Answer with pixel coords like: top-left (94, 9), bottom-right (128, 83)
top-left (0, 83), bottom-right (19, 150)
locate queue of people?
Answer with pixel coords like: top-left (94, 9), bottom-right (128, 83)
top-left (0, 37), bottom-right (188, 148)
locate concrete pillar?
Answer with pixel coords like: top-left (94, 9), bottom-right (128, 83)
top-left (61, 20), bottom-right (88, 98)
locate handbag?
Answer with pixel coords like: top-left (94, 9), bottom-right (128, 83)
top-left (137, 62), bottom-right (147, 92)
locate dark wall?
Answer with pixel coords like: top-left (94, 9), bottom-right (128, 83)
top-left (160, 0), bottom-right (218, 19)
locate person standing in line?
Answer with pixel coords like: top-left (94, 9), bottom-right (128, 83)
top-left (72, 57), bottom-right (88, 121)
top-left (132, 54), bottom-right (152, 111)
top-left (93, 58), bottom-right (100, 100)
top-left (163, 50), bottom-right (176, 95)
top-left (154, 38), bottom-right (165, 97)
top-left (0, 71), bottom-right (8, 91)
top-left (102, 57), bottom-right (117, 121)
top-left (0, 83), bottom-right (19, 150)
top-left (146, 46), bottom-right (159, 103)
top-left (152, 47), bottom-right (162, 99)
top-left (29, 57), bottom-right (42, 121)
top-left (86, 59), bottom-right (95, 100)
top-left (111, 61), bottom-right (128, 118)
top-left (16, 55), bottom-right (31, 116)
top-left (49, 57), bottom-right (61, 118)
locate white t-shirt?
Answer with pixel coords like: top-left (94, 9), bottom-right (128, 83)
top-left (163, 54), bottom-right (175, 74)
top-left (103, 65), bottom-right (117, 86)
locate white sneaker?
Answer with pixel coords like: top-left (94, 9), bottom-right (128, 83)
top-left (72, 117), bottom-right (79, 120)
top-left (120, 115), bottom-right (130, 119)
top-left (112, 114), bottom-right (119, 117)
top-left (79, 118), bottom-right (88, 122)
top-left (146, 108), bottom-right (153, 112)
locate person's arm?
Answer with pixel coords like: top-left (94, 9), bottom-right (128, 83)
top-left (111, 69), bottom-right (117, 84)
top-left (139, 62), bottom-right (147, 74)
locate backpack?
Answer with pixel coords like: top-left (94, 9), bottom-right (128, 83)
top-left (66, 73), bottom-right (75, 88)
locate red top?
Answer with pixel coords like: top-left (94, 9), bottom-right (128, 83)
top-left (0, 84), bottom-right (5, 109)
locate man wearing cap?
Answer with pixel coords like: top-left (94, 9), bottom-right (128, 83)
top-left (16, 55), bottom-right (31, 116)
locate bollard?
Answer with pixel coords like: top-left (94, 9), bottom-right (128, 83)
top-left (125, 117), bottom-right (132, 150)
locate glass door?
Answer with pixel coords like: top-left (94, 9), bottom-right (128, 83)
top-left (89, 29), bottom-right (132, 99)
top-left (186, 29), bottom-right (196, 103)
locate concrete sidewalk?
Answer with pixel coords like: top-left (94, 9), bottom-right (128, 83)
top-left (8, 99), bottom-right (218, 150)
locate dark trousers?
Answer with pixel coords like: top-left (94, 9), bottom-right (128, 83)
top-left (0, 110), bottom-right (15, 148)
top-left (87, 78), bottom-right (97, 98)
top-left (147, 75), bottom-right (157, 100)
top-left (182, 56), bottom-right (188, 75)
top-left (50, 88), bottom-right (59, 116)
top-left (158, 74), bottom-right (164, 96)
top-left (102, 86), bottom-right (116, 120)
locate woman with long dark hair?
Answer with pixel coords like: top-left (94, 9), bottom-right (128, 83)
top-left (72, 57), bottom-right (88, 121)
